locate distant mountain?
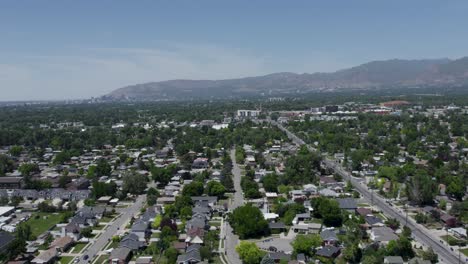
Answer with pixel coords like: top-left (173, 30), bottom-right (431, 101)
top-left (103, 57), bottom-right (468, 100)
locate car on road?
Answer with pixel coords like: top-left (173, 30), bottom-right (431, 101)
top-left (83, 255), bottom-right (89, 260)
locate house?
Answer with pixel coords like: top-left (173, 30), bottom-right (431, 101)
top-left (0, 177), bottom-right (23, 189)
top-left (49, 236), bottom-right (74, 253)
top-left (266, 252), bottom-right (291, 263)
top-left (186, 213), bottom-right (208, 230)
top-left (356, 208), bottom-right (372, 217)
top-left (292, 212), bottom-right (311, 225)
top-left (337, 198), bottom-right (357, 213)
top-left (192, 158), bottom-right (209, 169)
top-left (0, 232), bottom-right (15, 253)
top-left (450, 227), bottom-right (467, 239)
top-left (320, 229), bottom-right (339, 245)
top-left (119, 233), bottom-right (145, 251)
top-left (440, 214), bottom-right (457, 227)
top-left (176, 246), bottom-right (202, 264)
top-left (31, 248), bottom-right (58, 264)
top-left (62, 223), bottom-right (81, 240)
top-left (268, 222), bottom-right (286, 233)
top-left (370, 227), bottom-right (398, 245)
top-left (131, 220), bottom-right (150, 242)
top-left (110, 247), bottom-right (132, 264)
top-left (185, 227), bottom-right (205, 245)
top-left (383, 256), bottom-right (404, 264)
top-left (316, 245), bottom-right (340, 258)
top-left (135, 257), bottom-right (153, 264)
top-left (191, 196), bottom-right (217, 207)
top-left (365, 215), bottom-right (384, 227)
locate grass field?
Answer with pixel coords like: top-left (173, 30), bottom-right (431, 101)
top-left (94, 255), bottom-right (109, 264)
top-left (71, 242), bottom-right (89, 253)
top-left (24, 212), bottom-right (68, 237)
top-left (461, 248), bottom-right (468, 257)
top-left (59, 256), bottom-right (75, 264)
top-left (441, 235), bottom-right (466, 246)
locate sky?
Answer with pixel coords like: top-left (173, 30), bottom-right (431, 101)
top-left (1, 1), bottom-right (468, 100)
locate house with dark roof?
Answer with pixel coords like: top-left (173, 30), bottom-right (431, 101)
top-left (176, 247), bottom-right (202, 264)
top-left (0, 232), bottom-right (15, 254)
top-left (31, 248), bottom-right (58, 264)
top-left (266, 252), bottom-right (291, 263)
top-left (383, 256), bottom-right (404, 264)
top-left (337, 198), bottom-right (357, 213)
top-left (365, 215), bottom-right (384, 227)
top-left (131, 220), bottom-right (150, 242)
top-left (110, 247), bottom-right (132, 264)
top-left (440, 213), bottom-right (457, 227)
top-left (119, 233), bottom-right (145, 251)
top-left (316, 245), bottom-right (340, 258)
top-left (356, 207), bottom-right (372, 217)
top-left (320, 229), bottom-right (339, 245)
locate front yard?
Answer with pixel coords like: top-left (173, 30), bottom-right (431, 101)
top-left (24, 212), bottom-right (69, 237)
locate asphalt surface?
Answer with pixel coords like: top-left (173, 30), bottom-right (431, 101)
top-left (77, 195), bottom-right (146, 264)
top-left (272, 120), bottom-right (464, 264)
top-left (223, 149), bottom-right (245, 264)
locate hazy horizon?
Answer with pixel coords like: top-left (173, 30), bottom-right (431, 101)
top-left (1, 1), bottom-right (468, 100)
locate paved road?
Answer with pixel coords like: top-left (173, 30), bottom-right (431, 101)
top-left (272, 120), bottom-right (464, 264)
top-left (77, 195), bottom-right (146, 264)
top-left (223, 149), bottom-right (245, 264)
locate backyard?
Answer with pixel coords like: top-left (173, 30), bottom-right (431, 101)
top-left (24, 212), bottom-right (69, 238)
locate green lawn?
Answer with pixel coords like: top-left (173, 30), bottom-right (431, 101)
top-left (461, 248), bottom-right (468, 257)
top-left (105, 240), bottom-right (119, 250)
top-left (100, 216), bottom-right (115, 222)
top-left (71, 242), bottom-right (89, 253)
top-left (441, 235), bottom-right (465, 246)
top-left (93, 225), bottom-right (105, 230)
top-left (24, 212), bottom-right (68, 237)
top-left (209, 221), bottom-right (221, 227)
top-left (59, 256), bottom-right (75, 264)
top-left (94, 255), bottom-right (109, 264)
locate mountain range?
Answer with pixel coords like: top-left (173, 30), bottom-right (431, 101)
top-left (103, 57), bottom-right (468, 101)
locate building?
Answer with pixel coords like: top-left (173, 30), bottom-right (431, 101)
top-left (110, 247), bottom-right (132, 264)
top-left (0, 232), bottom-right (15, 254)
top-left (0, 177), bottom-right (23, 189)
top-left (237, 110), bottom-right (261, 119)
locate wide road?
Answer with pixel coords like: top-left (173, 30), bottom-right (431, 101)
top-left (223, 148), bottom-right (245, 264)
top-left (77, 195), bottom-right (146, 264)
top-left (272, 120), bottom-right (463, 264)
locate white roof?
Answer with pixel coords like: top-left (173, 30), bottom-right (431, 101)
top-left (0, 206), bottom-right (15, 216)
top-left (263, 213), bottom-right (279, 220)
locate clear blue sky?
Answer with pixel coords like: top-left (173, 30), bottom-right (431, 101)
top-left (1, 1), bottom-right (467, 100)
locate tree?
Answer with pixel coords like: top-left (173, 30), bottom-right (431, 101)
top-left (261, 174), bottom-right (279, 192)
top-left (291, 234), bottom-right (322, 256)
top-left (92, 181), bottom-right (117, 198)
top-left (386, 236), bottom-right (414, 260)
top-left (343, 243), bottom-right (362, 263)
top-left (182, 181), bottom-right (204, 197)
top-left (95, 158), bottom-right (112, 177)
top-left (164, 247), bottom-right (179, 264)
top-left (230, 204), bottom-right (269, 239)
top-left (122, 171), bottom-right (148, 195)
top-left (406, 170), bottom-right (436, 206)
top-left (58, 175), bottom-right (71, 188)
top-left (446, 177), bottom-right (464, 200)
top-left (385, 218), bottom-right (400, 230)
top-left (312, 197), bottom-right (343, 227)
top-left (205, 181), bottom-right (226, 198)
top-left (9, 145), bottom-right (23, 157)
top-left (236, 241), bottom-right (263, 264)
top-left (421, 247), bottom-right (438, 264)
top-left (152, 215), bottom-right (163, 229)
top-left (401, 225), bottom-right (412, 238)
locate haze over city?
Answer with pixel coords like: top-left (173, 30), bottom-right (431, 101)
top-left (1, 1), bottom-right (468, 100)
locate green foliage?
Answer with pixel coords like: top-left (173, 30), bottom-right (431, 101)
top-left (236, 241), bottom-right (263, 264)
top-left (122, 171), bottom-right (148, 195)
top-left (282, 147), bottom-right (321, 185)
top-left (205, 181), bottom-right (226, 198)
top-left (261, 174), bottom-right (279, 192)
top-left (312, 197), bottom-right (343, 227)
top-left (0, 155), bottom-right (15, 176)
top-left (92, 181), bottom-right (117, 198)
top-left (9, 145), bottom-right (23, 157)
top-left (385, 236), bottom-right (414, 260)
top-left (230, 204), bottom-right (269, 239)
top-left (291, 234), bottom-right (322, 256)
top-left (80, 227), bottom-right (93, 238)
top-left (182, 181), bottom-right (204, 197)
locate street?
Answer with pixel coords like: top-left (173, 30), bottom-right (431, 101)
top-left (222, 148), bottom-right (245, 264)
top-left (76, 195), bottom-right (146, 264)
top-left (273, 120), bottom-right (463, 264)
